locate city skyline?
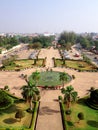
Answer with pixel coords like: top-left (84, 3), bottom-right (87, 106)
top-left (0, 0), bottom-right (98, 33)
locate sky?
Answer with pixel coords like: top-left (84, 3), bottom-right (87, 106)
top-left (0, 0), bottom-right (98, 33)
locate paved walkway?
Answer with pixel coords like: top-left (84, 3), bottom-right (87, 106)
top-left (36, 101), bottom-right (63, 130)
top-left (36, 47), bottom-right (63, 130)
top-left (38, 47), bottom-right (61, 68)
top-left (36, 89), bottom-right (63, 130)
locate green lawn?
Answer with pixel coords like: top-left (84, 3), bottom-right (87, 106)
top-left (0, 59), bottom-right (44, 70)
top-left (29, 71), bottom-right (72, 87)
top-left (55, 59), bottom-right (63, 67)
top-left (65, 98), bottom-right (98, 130)
top-left (55, 59), bottom-right (97, 71)
top-left (0, 101), bottom-right (33, 129)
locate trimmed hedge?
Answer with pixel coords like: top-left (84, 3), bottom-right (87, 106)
top-left (42, 57), bottom-right (46, 67)
top-left (52, 57), bottom-right (57, 67)
top-left (86, 98), bottom-right (98, 110)
top-left (29, 101), bottom-right (39, 130)
top-left (59, 102), bottom-right (68, 130)
top-left (0, 90), bottom-right (14, 110)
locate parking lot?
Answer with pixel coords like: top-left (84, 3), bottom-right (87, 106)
top-left (0, 44), bottom-right (39, 65)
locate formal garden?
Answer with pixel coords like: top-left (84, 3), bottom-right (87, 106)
top-left (0, 70), bottom-right (73, 129)
top-left (59, 86), bottom-right (98, 130)
top-left (53, 58), bottom-right (98, 71)
top-left (0, 90), bottom-right (39, 130)
top-left (0, 72), bottom-right (41, 130)
top-left (0, 58), bottom-right (46, 71)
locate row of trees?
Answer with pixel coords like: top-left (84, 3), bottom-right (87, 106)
top-left (58, 31), bottom-right (98, 50)
top-left (28, 35), bottom-right (55, 49)
top-left (0, 36), bottom-right (19, 50)
top-left (18, 35), bottom-right (55, 48)
top-left (0, 35), bottom-right (55, 51)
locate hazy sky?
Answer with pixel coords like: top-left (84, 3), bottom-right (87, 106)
top-left (0, 0), bottom-right (98, 33)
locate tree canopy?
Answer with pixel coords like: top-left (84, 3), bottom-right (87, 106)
top-left (0, 36), bottom-right (19, 49)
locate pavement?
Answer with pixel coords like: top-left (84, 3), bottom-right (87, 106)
top-left (36, 101), bottom-right (63, 130)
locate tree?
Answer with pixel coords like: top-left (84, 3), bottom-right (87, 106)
top-left (32, 42), bottom-right (42, 49)
top-left (61, 85), bottom-right (78, 109)
top-left (15, 110), bottom-right (25, 122)
top-left (0, 49), bottom-right (2, 54)
top-left (77, 112), bottom-right (84, 123)
top-left (31, 71), bottom-right (40, 86)
top-left (58, 31), bottom-right (77, 48)
top-left (59, 72), bottom-right (69, 88)
top-left (32, 36), bottom-right (54, 48)
top-left (21, 79), bottom-right (40, 110)
top-left (19, 36), bottom-right (31, 43)
top-left (94, 41), bottom-right (98, 51)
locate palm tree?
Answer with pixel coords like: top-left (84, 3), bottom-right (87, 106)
top-left (59, 72), bottom-right (69, 88)
top-left (31, 71), bottom-right (40, 86)
top-left (61, 85), bottom-right (78, 109)
top-left (21, 80), bottom-right (40, 111)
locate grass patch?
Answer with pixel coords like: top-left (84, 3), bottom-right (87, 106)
top-left (0, 59), bottom-right (44, 70)
top-left (55, 59), bottom-right (97, 71)
top-left (63, 98), bottom-right (98, 130)
top-left (0, 101), bottom-right (34, 129)
top-left (30, 71), bottom-right (72, 87)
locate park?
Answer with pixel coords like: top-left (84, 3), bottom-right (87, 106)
top-left (0, 46), bottom-right (98, 130)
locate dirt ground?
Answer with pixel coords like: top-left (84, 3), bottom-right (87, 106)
top-left (0, 47), bottom-right (98, 98)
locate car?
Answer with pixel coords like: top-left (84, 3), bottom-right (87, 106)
top-left (94, 57), bottom-right (97, 59)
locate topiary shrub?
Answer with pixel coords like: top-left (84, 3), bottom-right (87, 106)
top-left (15, 110), bottom-right (25, 122)
top-left (44, 85), bottom-right (48, 89)
top-left (77, 112), bottom-right (84, 123)
top-left (26, 108), bottom-right (34, 113)
top-left (58, 96), bottom-right (63, 101)
top-left (65, 109), bottom-right (72, 115)
top-left (4, 85), bottom-right (10, 91)
top-left (15, 68), bottom-right (20, 71)
top-left (0, 90), bottom-right (14, 110)
top-left (72, 75), bottom-right (75, 79)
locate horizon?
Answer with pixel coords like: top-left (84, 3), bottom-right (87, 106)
top-left (0, 0), bottom-right (98, 33)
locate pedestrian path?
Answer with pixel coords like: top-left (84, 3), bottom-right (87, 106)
top-left (36, 101), bottom-right (63, 130)
top-left (38, 47), bottom-right (61, 68)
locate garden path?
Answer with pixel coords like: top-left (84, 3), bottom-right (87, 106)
top-left (39, 47), bottom-right (61, 68)
top-left (36, 90), bottom-right (63, 130)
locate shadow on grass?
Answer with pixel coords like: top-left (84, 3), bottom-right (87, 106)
top-left (3, 118), bottom-right (17, 124)
top-left (77, 98), bottom-right (87, 107)
top-left (87, 120), bottom-right (98, 128)
top-left (2, 104), bottom-right (21, 114)
top-left (39, 106), bottom-right (60, 115)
